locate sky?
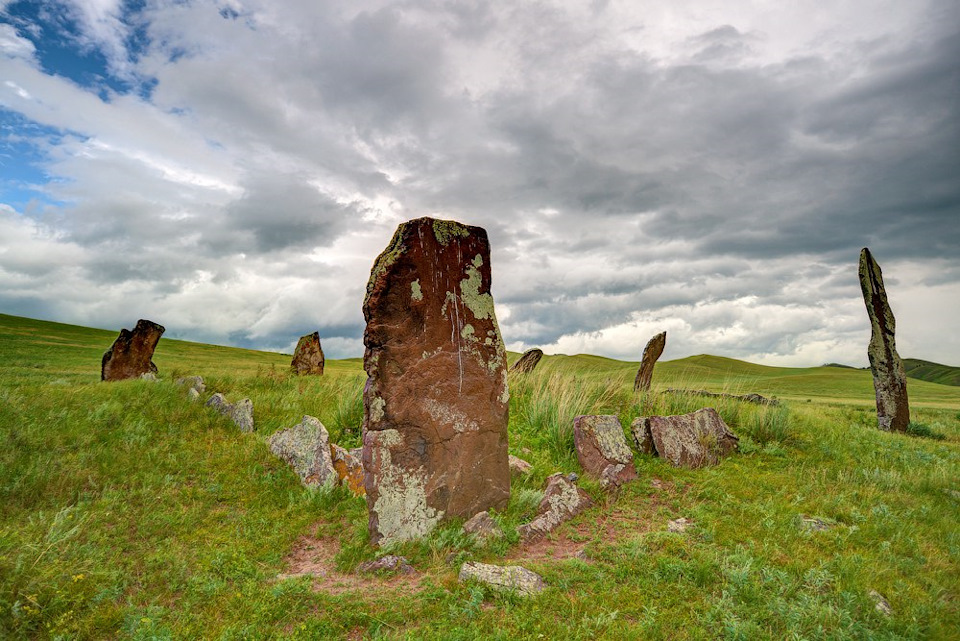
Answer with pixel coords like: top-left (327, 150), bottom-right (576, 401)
top-left (1, 0), bottom-right (958, 366)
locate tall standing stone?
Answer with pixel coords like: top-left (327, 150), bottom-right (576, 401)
top-left (510, 348), bottom-right (543, 374)
top-left (101, 319), bottom-right (165, 381)
top-left (290, 332), bottom-right (325, 375)
top-left (362, 217), bottom-right (510, 546)
top-left (858, 248), bottom-right (910, 431)
top-left (633, 331), bottom-right (666, 392)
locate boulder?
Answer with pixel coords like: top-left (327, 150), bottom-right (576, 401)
top-left (362, 218), bottom-right (510, 546)
top-left (269, 416), bottom-right (336, 488)
top-left (572, 415), bottom-right (637, 489)
top-left (458, 562), bottom-right (544, 596)
top-left (290, 331), bottom-right (325, 375)
top-left (633, 331), bottom-right (666, 392)
top-left (206, 393), bottom-right (255, 432)
top-left (330, 443), bottom-right (365, 495)
top-left (101, 319), bottom-right (165, 381)
top-left (462, 511), bottom-right (504, 541)
top-left (859, 248), bottom-right (910, 431)
top-left (517, 473), bottom-right (593, 541)
top-left (510, 348), bottom-right (543, 374)
top-left (632, 408), bottom-right (738, 468)
top-left (175, 376), bottom-right (206, 394)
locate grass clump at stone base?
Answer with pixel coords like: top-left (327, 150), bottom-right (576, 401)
top-left (1, 313), bottom-right (959, 639)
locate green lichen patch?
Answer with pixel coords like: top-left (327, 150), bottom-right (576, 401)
top-left (365, 227), bottom-right (407, 305)
top-left (411, 279), bottom-right (423, 301)
top-left (460, 255), bottom-right (496, 321)
top-left (432, 219), bottom-right (471, 246)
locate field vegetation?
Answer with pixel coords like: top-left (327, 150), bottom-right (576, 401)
top-left (1, 313), bottom-right (958, 639)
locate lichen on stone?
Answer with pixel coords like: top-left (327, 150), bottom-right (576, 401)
top-left (460, 255), bottom-right (496, 321)
top-left (432, 219), bottom-right (470, 245)
top-left (370, 430), bottom-right (443, 545)
top-left (411, 279), bottom-right (423, 301)
top-left (369, 396), bottom-right (386, 423)
top-left (365, 227), bottom-right (406, 304)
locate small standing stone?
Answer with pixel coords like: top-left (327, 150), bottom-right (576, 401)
top-left (268, 416), bottom-right (336, 488)
top-left (510, 349), bottom-right (543, 374)
top-left (573, 415), bottom-right (637, 489)
top-left (517, 473), bottom-right (593, 541)
top-left (632, 408), bottom-right (738, 468)
top-left (633, 331), bottom-right (666, 392)
top-left (458, 562), bottom-right (544, 596)
top-left (101, 319), bottom-right (165, 381)
top-left (858, 248), bottom-right (910, 432)
top-left (291, 332), bottom-right (325, 375)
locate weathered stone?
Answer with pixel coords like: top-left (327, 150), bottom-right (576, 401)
top-left (633, 331), bottom-right (666, 392)
top-left (206, 393), bottom-right (255, 432)
top-left (101, 319), bottom-right (165, 381)
top-left (268, 416), bottom-right (335, 488)
top-left (357, 555), bottom-right (416, 575)
top-left (859, 248), bottom-right (910, 432)
top-left (510, 348), bottom-right (543, 374)
top-left (635, 408), bottom-right (738, 468)
top-left (330, 443), bottom-right (365, 495)
top-left (175, 376), bottom-right (206, 394)
top-left (462, 511), bottom-right (504, 541)
top-left (869, 589), bottom-right (892, 616)
top-left (664, 389), bottom-right (780, 406)
top-left (362, 217), bottom-right (510, 547)
top-left (290, 331), bottom-right (325, 375)
top-left (139, 372), bottom-right (158, 382)
top-left (799, 515), bottom-right (836, 532)
top-left (458, 562), bottom-right (544, 596)
top-left (517, 473), bottom-right (593, 541)
top-left (573, 415), bottom-right (637, 489)
top-left (668, 517), bottom-right (691, 533)
top-left (187, 387), bottom-right (200, 401)
top-left (630, 417), bottom-right (656, 455)
top-left (508, 454), bottom-right (533, 475)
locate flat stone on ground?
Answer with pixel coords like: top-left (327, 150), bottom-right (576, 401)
top-left (458, 562), bottom-right (544, 596)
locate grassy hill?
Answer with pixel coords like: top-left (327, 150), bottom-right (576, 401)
top-left (903, 358), bottom-right (960, 387)
top-left (2, 313), bottom-right (959, 639)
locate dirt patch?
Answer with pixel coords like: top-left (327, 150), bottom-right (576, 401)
top-left (278, 534), bottom-right (426, 596)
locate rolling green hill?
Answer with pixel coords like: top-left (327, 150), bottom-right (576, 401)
top-left (2, 313), bottom-right (959, 639)
top-left (903, 358), bottom-right (960, 387)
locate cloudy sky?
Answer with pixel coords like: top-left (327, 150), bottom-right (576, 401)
top-left (1, 0), bottom-right (958, 366)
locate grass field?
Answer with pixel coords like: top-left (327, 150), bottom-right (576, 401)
top-left (1, 313), bottom-right (958, 639)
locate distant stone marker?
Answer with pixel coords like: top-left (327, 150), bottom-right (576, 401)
top-left (858, 248), bottom-right (910, 431)
top-left (510, 348), bottom-right (543, 374)
top-left (290, 332), bottom-right (325, 375)
top-left (362, 217), bottom-right (511, 547)
top-left (101, 319), bottom-right (165, 381)
top-left (633, 331), bottom-right (666, 392)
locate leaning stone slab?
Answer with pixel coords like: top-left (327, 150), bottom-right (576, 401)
top-left (517, 473), bottom-right (593, 541)
top-left (573, 415), bottom-right (637, 489)
top-left (510, 348), bottom-right (543, 374)
top-left (630, 417), bottom-right (656, 455)
top-left (859, 248), bottom-right (910, 431)
top-left (101, 319), bottom-right (165, 381)
top-left (633, 331), bottom-right (666, 392)
top-left (269, 416), bottom-right (336, 488)
top-left (632, 408), bottom-right (738, 468)
top-left (362, 217), bottom-right (510, 547)
top-left (330, 443), bottom-right (365, 495)
top-left (458, 562), bottom-right (544, 596)
top-left (291, 332), bottom-right (325, 375)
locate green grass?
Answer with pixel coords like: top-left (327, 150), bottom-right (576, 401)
top-left (2, 313), bottom-right (959, 639)
top-left (903, 359), bottom-right (960, 387)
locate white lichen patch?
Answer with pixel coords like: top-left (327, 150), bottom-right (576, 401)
top-left (422, 398), bottom-right (480, 433)
top-left (411, 279), bottom-right (423, 301)
top-left (589, 418), bottom-right (633, 463)
top-left (460, 255), bottom-right (496, 321)
top-left (371, 430), bottom-right (443, 545)
top-left (461, 324), bottom-right (475, 340)
top-left (369, 396), bottom-right (386, 424)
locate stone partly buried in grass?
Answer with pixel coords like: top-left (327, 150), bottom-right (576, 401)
top-left (631, 407), bottom-right (738, 469)
top-left (517, 473), bottom-right (593, 541)
top-left (269, 415), bottom-right (337, 489)
top-left (458, 562), bottom-right (545, 596)
top-left (101, 319), bottom-right (165, 381)
top-left (206, 393), bottom-right (255, 432)
top-left (573, 415), bottom-right (638, 489)
top-left (361, 217), bottom-right (510, 547)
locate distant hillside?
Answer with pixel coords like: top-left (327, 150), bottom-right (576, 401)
top-left (903, 358), bottom-right (960, 387)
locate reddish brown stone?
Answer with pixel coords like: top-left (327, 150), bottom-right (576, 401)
top-left (101, 319), bottom-right (165, 381)
top-left (859, 248), bottom-right (910, 431)
top-left (362, 217), bottom-right (510, 546)
top-left (330, 443), bottom-right (365, 496)
top-left (633, 331), bottom-right (666, 392)
top-left (573, 415), bottom-right (637, 489)
top-left (634, 407), bottom-right (738, 468)
top-left (510, 348), bottom-right (543, 374)
top-left (290, 332), bottom-right (325, 375)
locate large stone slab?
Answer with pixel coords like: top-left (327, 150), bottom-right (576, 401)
top-left (859, 248), bottom-right (910, 431)
top-left (269, 416), bottom-right (336, 488)
top-left (101, 319), bottom-right (165, 381)
top-left (510, 348), bottom-right (543, 374)
top-left (633, 331), bottom-right (666, 392)
top-left (362, 217), bottom-right (510, 547)
top-left (573, 415), bottom-right (637, 488)
top-left (459, 562), bottom-right (544, 596)
top-left (517, 473), bottom-right (593, 541)
top-left (632, 408), bottom-right (738, 468)
top-left (291, 332), bottom-right (325, 375)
